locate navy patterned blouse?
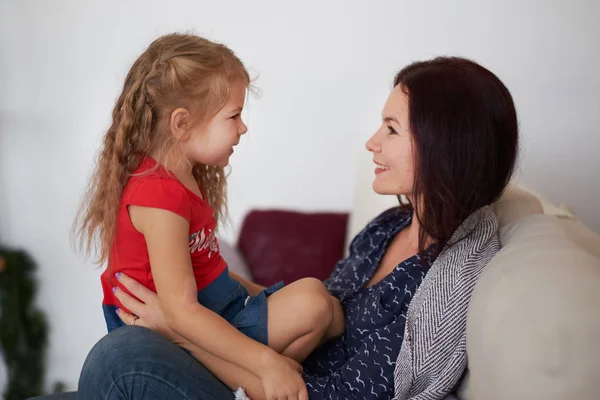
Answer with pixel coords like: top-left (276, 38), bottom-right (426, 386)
top-left (302, 207), bottom-right (434, 399)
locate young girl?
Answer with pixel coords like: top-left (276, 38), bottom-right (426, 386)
top-left (76, 33), bottom-right (344, 399)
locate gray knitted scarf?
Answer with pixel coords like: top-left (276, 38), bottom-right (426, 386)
top-left (394, 206), bottom-right (499, 400)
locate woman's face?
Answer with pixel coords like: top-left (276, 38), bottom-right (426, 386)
top-left (366, 85), bottom-right (415, 199)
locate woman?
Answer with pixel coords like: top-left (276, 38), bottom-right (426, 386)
top-left (76, 56), bottom-right (518, 400)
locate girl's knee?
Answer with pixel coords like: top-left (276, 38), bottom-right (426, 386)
top-left (291, 278), bottom-right (333, 328)
top-left (293, 277), bottom-right (329, 296)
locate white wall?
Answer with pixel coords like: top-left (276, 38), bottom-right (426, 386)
top-left (0, 0), bottom-right (598, 391)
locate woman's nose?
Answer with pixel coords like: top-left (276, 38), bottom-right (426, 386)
top-left (365, 133), bottom-right (381, 152)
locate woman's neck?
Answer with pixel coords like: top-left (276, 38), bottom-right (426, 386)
top-left (407, 211), bottom-right (422, 247)
top-left (407, 209), bottom-right (435, 250)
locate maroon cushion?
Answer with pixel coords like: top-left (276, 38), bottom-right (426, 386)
top-left (236, 210), bottom-right (349, 287)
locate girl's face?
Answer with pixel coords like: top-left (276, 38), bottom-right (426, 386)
top-left (366, 85), bottom-right (415, 200)
top-left (181, 82), bottom-right (248, 167)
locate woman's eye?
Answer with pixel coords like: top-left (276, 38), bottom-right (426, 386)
top-left (387, 125), bottom-right (398, 135)
top-left (231, 114), bottom-right (240, 120)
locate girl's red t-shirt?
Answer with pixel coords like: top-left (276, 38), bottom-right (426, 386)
top-left (101, 156), bottom-right (227, 309)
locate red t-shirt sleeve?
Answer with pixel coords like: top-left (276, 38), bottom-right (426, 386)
top-left (125, 177), bottom-right (192, 222)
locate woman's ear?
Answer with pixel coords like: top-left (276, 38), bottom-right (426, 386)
top-left (170, 108), bottom-right (191, 141)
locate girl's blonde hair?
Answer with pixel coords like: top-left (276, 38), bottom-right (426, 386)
top-left (75, 33), bottom-right (250, 264)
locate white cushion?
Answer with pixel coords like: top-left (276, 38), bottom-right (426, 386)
top-left (513, 183), bottom-right (576, 220)
top-left (458, 213), bottom-right (600, 400)
top-left (561, 219), bottom-right (600, 261)
top-left (492, 185), bottom-right (544, 226)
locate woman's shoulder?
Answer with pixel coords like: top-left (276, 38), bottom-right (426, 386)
top-left (369, 205), bottom-right (412, 228)
top-left (347, 206), bottom-right (412, 250)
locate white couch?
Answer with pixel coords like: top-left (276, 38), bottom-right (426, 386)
top-left (461, 188), bottom-right (600, 400)
top-left (349, 181), bottom-right (600, 399)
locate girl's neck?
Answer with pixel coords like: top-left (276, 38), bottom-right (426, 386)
top-left (150, 150), bottom-right (204, 199)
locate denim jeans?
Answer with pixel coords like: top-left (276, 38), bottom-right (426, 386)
top-left (103, 268), bottom-right (282, 345)
top-left (77, 325), bottom-right (235, 399)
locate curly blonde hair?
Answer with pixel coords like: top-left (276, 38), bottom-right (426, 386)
top-left (74, 33), bottom-right (250, 264)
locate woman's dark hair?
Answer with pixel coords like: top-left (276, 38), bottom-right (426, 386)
top-left (395, 56), bottom-right (518, 257)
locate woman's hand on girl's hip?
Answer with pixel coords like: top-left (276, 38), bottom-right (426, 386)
top-left (114, 273), bottom-right (182, 342)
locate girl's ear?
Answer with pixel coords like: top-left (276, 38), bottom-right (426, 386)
top-left (170, 108), bottom-right (191, 141)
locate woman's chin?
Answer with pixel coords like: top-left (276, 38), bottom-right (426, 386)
top-left (372, 182), bottom-right (396, 196)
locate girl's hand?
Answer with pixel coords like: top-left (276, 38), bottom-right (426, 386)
top-left (258, 350), bottom-right (308, 400)
top-left (114, 273), bottom-right (183, 344)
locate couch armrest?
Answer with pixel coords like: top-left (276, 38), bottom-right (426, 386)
top-left (459, 215), bottom-right (600, 400)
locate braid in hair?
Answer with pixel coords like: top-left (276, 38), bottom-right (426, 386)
top-left (74, 48), bottom-right (165, 263)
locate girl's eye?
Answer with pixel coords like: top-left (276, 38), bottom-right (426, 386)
top-left (231, 114), bottom-right (240, 120)
top-left (387, 125), bottom-right (398, 135)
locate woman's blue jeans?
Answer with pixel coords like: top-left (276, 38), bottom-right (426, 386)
top-left (78, 325), bottom-right (235, 399)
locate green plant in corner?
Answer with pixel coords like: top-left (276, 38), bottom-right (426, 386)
top-left (0, 246), bottom-right (57, 399)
